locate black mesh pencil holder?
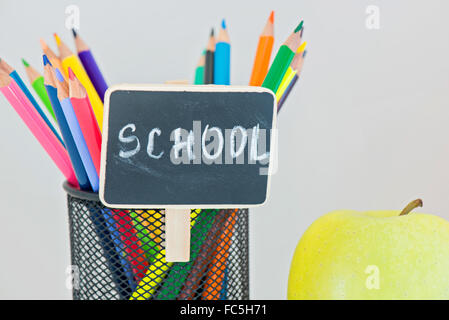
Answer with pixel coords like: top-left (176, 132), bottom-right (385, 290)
top-left (63, 181), bottom-right (250, 300)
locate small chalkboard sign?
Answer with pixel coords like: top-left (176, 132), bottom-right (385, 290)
top-left (99, 84), bottom-right (276, 261)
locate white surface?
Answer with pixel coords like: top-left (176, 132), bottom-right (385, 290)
top-left (0, 0), bottom-right (448, 299)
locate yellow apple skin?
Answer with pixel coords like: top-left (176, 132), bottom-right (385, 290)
top-left (288, 210), bottom-right (449, 299)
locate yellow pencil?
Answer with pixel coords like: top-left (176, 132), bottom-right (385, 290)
top-left (54, 33), bottom-right (104, 131)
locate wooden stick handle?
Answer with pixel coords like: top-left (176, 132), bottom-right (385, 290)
top-left (165, 208), bottom-right (191, 262)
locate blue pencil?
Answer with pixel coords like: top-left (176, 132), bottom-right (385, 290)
top-left (0, 58), bottom-right (65, 146)
top-left (54, 68), bottom-right (99, 192)
top-left (101, 209), bottom-right (137, 292)
top-left (214, 19), bottom-right (231, 85)
top-left (43, 55), bottom-right (91, 191)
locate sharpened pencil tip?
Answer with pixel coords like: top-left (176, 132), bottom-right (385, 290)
top-left (55, 68), bottom-right (64, 82)
top-left (210, 28), bottom-right (214, 37)
top-left (294, 20), bottom-right (304, 33)
top-left (68, 67), bottom-right (75, 80)
top-left (53, 33), bottom-right (61, 46)
top-left (297, 41), bottom-right (307, 53)
top-left (221, 19), bottom-right (226, 29)
top-left (269, 10), bottom-right (274, 24)
top-left (72, 28), bottom-right (78, 38)
top-left (42, 54), bottom-right (52, 66)
top-left (302, 50), bottom-right (307, 58)
top-left (21, 58), bottom-right (29, 67)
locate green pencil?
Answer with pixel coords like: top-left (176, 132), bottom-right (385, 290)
top-left (194, 50), bottom-right (206, 85)
top-left (262, 20), bottom-right (303, 93)
top-left (129, 211), bottom-right (158, 263)
top-left (22, 58), bottom-right (56, 121)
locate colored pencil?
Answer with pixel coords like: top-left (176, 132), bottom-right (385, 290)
top-left (249, 11), bottom-right (275, 86)
top-left (68, 68), bottom-right (102, 176)
top-left (219, 269), bottom-right (228, 299)
top-left (278, 49), bottom-right (307, 112)
top-left (72, 29), bottom-right (108, 102)
top-left (21, 58), bottom-right (55, 121)
top-left (262, 20), bottom-right (303, 93)
top-left (90, 208), bottom-right (136, 299)
top-left (40, 39), bottom-right (68, 82)
top-left (0, 58), bottom-right (64, 146)
top-left (54, 68), bottom-right (99, 192)
top-left (214, 19), bottom-right (231, 85)
top-left (275, 41), bottom-right (307, 101)
top-left (194, 50), bottom-right (206, 85)
top-left (43, 55), bottom-right (91, 190)
top-left (277, 74), bottom-right (297, 112)
top-left (54, 33), bottom-right (104, 131)
top-left (0, 69), bottom-right (77, 187)
top-left (111, 209), bottom-right (149, 282)
top-left (135, 210), bottom-right (165, 245)
top-left (179, 210), bottom-right (227, 299)
top-left (129, 211), bottom-right (158, 262)
top-left (202, 209), bottom-right (237, 299)
top-left (130, 210), bottom-right (200, 300)
top-left (204, 29), bottom-right (215, 84)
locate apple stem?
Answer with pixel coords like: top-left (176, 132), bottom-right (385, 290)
top-left (399, 199), bottom-right (423, 216)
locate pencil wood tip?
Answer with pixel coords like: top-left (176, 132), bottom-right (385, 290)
top-left (39, 38), bottom-right (48, 50)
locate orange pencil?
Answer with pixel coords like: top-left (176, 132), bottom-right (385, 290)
top-left (202, 209), bottom-right (238, 299)
top-left (249, 11), bottom-right (275, 86)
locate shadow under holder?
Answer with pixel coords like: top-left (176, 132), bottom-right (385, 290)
top-left (63, 181), bottom-right (250, 300)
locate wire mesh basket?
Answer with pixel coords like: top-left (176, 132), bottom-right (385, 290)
top-left (63, 181), bottom-right (249, 300)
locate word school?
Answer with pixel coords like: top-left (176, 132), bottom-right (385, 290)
top-left (117, 121), bottom-right (271, 165)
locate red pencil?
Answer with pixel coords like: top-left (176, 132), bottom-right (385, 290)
top-left (0, 69), bottom-right (78, 187)
top-left (68, 68), bottom-right (102, 176)
top-left (112, 210), bottom-right (149, 281)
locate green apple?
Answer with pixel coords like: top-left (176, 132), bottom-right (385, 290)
top-left (288, 200), bottom-right (449, 299)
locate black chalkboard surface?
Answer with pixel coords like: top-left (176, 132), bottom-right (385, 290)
top-left (99, 85), bottom-right (276, 208)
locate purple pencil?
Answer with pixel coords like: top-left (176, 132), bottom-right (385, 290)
top-left (72, 29), bottom-right (108, 102)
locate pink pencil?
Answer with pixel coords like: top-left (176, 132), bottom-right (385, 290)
top-left (0, 70), bottom-right (78, 187)
top-left (68, 68), bottom-right (102, 176)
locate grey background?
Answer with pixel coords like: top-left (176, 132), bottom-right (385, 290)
top-left (1, 0), bottom-right (448, 299)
